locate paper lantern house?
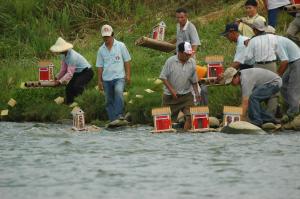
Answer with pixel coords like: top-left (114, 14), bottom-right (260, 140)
top-left (71, 107), bottom-right (86, 131)
top-left (223, 106), bottom-right (243, 126)
top-left (152, 21), bottom-right (166, 41)
top-left (190, 106), bottom-right (209, 132)
top-left (38, 60), bottom-right (54, 81)
top-left (205, 55), bottom-right (224, 79)
top-left (151, 107), bottom-right (175, 133)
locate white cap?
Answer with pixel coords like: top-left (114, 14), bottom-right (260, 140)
top-left (251, 18), bottom-right (267, 32)
top-left (101, 24), bottom-right (113, 37)
top-left (50, 37), bottom-right (73, 53)
top-left (184, 42), bottom-right (193, 55)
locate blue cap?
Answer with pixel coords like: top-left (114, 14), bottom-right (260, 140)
top-left (221, 23), bottom-right (239, 36)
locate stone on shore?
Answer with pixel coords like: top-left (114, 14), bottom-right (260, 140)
top-left (209, 117), bottom-right (220, 128)
top-left (221, 121), bottom-right (265, 134)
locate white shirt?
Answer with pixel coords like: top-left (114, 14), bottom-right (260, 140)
top-left (267, 0), bottom-right (290, 10)
top-left (244, 33), bottom-right (286, 63)
top-left (234, 35), bottom-right (254, 65)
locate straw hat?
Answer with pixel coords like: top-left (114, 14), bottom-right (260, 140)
top-left (222, 67), bottom-right (238, 85)
top-left (50, 37), bottom-right (73, 53)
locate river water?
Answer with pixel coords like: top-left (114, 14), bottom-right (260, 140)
top-left (0, 122), bottom-right (299, 199)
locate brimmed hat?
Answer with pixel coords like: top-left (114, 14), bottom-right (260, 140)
top-left (265, 25), bottom-right (276, 34)
top-left (222, 67), bottom-right (238, 85)
top-left (221, 23), bottom-right (239, 36)
top-left (50, 37), bottom-right (73, 53)
top-left (251, 18), bottom-right (267, 32)
top-left (101, 24), bottom-right (113, 37)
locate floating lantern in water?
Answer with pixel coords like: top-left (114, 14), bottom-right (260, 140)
top-left (71, 107), bottom-right (86, 131)
top-left (151, 107), bottom-right (175, 133)
top-left (190, 106), bottom-right (209, 132)
top-left (38, 60), bottom-right (54, 81)
top-left (205, 55), bottom-right (224, 79)
top-left (223, 106), bottom-right (243, 126)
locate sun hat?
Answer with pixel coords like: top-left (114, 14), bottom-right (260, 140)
top-left (251, 18), bottom-right (267, 32)
top-left (50, 37), bottom-right (73, 53)
top-left (221, 23), bottom-right (239, 36)
top-left (222, 67), bottom-right (238, 85)
top-left (265, 25), bottom-right (276, 34)
top-left (101, 24), bottom-right (113, 37)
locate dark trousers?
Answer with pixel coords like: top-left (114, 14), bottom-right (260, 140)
top-left (66, 68), bottom-right (94, 104)
top-left (239, 64), bottom-right (253, 70)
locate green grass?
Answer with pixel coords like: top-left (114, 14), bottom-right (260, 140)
top-left (0, 0), bottom-right (293, 123)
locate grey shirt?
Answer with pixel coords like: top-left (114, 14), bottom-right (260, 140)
top-left (160, 55), bottom-right (197, 95)
top-left (240, 68), bottom-right (282, 97)
top-left (176, 21), bottom-right (201, 51)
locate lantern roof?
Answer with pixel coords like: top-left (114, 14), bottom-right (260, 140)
top-left (71, 106), bottom-right (84, 115)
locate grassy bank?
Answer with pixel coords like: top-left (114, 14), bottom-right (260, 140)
top-left (0, 0), bottom-right (292, 124)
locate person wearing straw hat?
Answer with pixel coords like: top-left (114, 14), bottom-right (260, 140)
top-left (159, 42), bottom-right (201, 130)
top-left (96, 24), bottom-right (131, 123)
top-left (50, 37), bottom-right (94, 104)
top-left (222, 67), bottom-right (282, 127)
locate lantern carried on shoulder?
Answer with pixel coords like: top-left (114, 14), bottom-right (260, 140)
top-left (71, 107), bottom-right (86, 131)
top-left (38, 60), bottom-right (54, 81)
top-left (189, 106), bottom-right (210, 132)
top-left (152, 21), bottom-right (166, 41)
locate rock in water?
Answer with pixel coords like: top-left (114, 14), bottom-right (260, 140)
top-left (221, 121), bottom-right (265, 134)
top-left (291, 115), bottom-right (300, 131)
top-left (209, 117), bottom-right (220, 128)
top-left (261, 122), bottom-right (281, 132)
top-left (106, 119), bottom-right (129, 128)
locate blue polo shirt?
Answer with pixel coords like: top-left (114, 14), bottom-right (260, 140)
top-left (276, 35), bottom-right (300, 63)
top-left (63, 49), bottom-right (91, 73)
top-left (96, 39), bottom-right (131, 81)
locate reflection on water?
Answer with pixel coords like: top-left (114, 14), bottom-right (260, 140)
top-left (0, 122), bottom-right (300, 199)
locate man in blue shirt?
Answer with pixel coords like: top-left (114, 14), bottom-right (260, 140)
top-left (96, 25), bottom-right (131, 122)
top-left (50, 37), bottom-right (94, 104)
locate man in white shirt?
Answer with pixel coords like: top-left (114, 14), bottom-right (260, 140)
top-left (221, 23), bottom-right (254, 70)
top-left (245, 18), bottom-right (288, 116)
top-left (263, 0), bottom-right (291, 27)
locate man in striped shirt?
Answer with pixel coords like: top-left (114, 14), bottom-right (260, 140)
top-left (244, 18), bottom-right (288, 116)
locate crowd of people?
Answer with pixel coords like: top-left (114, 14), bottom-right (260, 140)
top-left (48, 0), bottom-right (300, 129)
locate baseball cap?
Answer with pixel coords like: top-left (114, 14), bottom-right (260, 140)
top-left (183, 42), bottom-right (193, 54)
top-left (222, 67), bottom-right (238, 85)
top-left (101, 24), bottom-right (113, 37)
top-left (221, 23), bottom-right (239, 36)
top-left (251, 18), bottom-right (267, 32)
